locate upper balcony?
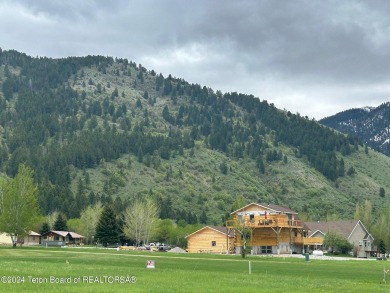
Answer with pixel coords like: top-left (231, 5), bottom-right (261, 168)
top-left (226, 216), bottom-right (304, 229)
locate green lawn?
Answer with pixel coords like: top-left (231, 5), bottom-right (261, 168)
top-left (0, 246), bottom-right (388, 292)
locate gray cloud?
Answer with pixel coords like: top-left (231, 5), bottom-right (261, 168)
top-left (1, 0), bottom-right (390, 119)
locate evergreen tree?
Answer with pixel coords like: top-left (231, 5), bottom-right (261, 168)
top-left (137, 147), bottom-right (143, 163)
top-left (53, 214), bottom-right (68, 231)
top-left (219, 161), bottom-right (228, 175)
top-left (338, 158), bottom-right (345, 176)
top-left (256, 156), bottom-right (265, 174)
top-left (378, 239), bottom-right (386, 255)
top-left (40, 222), bottom-right (51, 235)
top-left (347, 166), bottom-right (356, 176)
top-left (380, 187), bottom-right (386, 198)
top-left (159, 195), bottom-right (173, 219)
top-left (200, 210), bottom-right (208, 224)
top-left (95, 205), bottom-right (119, 247)
top-left (136, 98), bottom-right (142, 108)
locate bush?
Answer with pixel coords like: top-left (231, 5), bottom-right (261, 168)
top-left (241, 246), bottom-right (251, 258)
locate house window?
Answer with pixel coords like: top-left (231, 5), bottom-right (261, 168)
top-left (54, 236), bottom-right (59, 241)
top-left (32, 236), bottom-right (35, 241)
top-left (211, 241), bottom-right (216, 247)
top-left (250, 214), bottom-right (254, 221)
top-left (261, 246), bottom-right (272, 254)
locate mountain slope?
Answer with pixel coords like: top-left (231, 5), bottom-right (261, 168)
top-left (0, 49), bottom-right (389, 224)
top-left (320, 103), bottom-right (390, 156)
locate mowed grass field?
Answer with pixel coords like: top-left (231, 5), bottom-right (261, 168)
top-left (0, 247), bottom-right (389, 292)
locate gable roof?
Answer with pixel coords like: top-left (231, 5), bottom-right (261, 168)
top-left (42, 230), bottom-right (84, 238)
top-left (68, 232), bottom-right (84, 238)
top-left (304, 220), bottom-right (373, 240)
top-left (185, 226), bottom-right (234, 238)
top-left (51, 231), bottom-right (68, 237)
top-left (305, 228), bottom-right (325, 237)
top-left (231, 202), bottom-right (298, 215)
top-left (29, 231), bottom-right (41, 236)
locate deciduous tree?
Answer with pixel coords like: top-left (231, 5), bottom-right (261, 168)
top-left (354, 200), bottom-right (372, 232)
top-left (0, 164), bottom-right (39, 248)
top-left (123, 198), bottom-right (159, 246)
top-left (80, 202), bottom-right (103, 244)
top-left (372, 204), bottom-right (390, 255)
top-left (323, 231), bottom-right (353, 254)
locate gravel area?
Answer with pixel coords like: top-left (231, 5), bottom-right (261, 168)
top-left (168, 247), bottom-right (187, 253)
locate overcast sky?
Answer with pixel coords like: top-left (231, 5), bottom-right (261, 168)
top-left (1, 0), bottom-right (390, 119)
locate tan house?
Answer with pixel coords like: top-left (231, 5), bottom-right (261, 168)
top-left (185, 203), bottom-right (323, 255)
top-left (304, 220), bottom-right (374, 257)
top-left (186, 226), bottom-right (234, 253)
top-left (0, 231), bottom-right (41, 246)
top-left (186, 203), bottom-right (375, 257)
top-left (226, 203), bottom-right (322, 255)
top-left (41, 231), bottom-right (84, 246)
top-left (0, 232), bottom-right (13, 245)
top-left (19, 231), bottom-right (41, 246)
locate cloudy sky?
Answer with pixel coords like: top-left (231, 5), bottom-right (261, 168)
top-left (1, 0), bottom-right (390, 119)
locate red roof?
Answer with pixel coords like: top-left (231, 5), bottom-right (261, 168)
top-left (42, 230), bottom-right (84, 238)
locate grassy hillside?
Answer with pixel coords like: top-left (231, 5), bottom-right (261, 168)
top-left (0, 50), bottom-right (389, 225)
top-left (70, 63), bottom-right (390, 221)
top-left (69, 133), bottom-right (390, 224)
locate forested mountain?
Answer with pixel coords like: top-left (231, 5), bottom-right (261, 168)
top-left (320, 103), bottom-right (390, 156)
top-left (0, 48), bottom-right (389, 225)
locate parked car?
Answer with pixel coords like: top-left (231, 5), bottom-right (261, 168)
top-left (158, 244), bottom-right (171, 251)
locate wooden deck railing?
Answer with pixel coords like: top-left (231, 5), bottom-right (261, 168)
top-left (293, 237), bottom-right (323, 245)
top-left (226, 217), bottom-right (303, 229)
top-left (303, 237), bottom-right (323, 245)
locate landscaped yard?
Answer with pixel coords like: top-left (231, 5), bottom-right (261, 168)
top-left (0, 246), bottom-right (388, 292)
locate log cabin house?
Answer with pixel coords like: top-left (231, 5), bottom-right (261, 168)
top-left (186, 203), bottom-right (376, 256)
top-left (186, 203), bottom-right (323, 255)
top-left (226, 203), bottom-right (323, 255)
top-left (185, 226), bottom-right (234, 253)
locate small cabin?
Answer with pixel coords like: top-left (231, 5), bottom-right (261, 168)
top-left (186, 226), bottom-right (234, 254)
